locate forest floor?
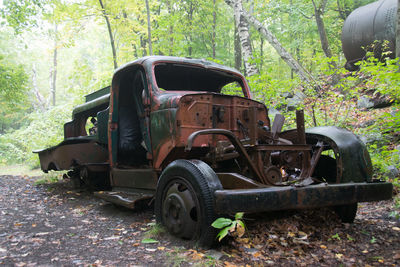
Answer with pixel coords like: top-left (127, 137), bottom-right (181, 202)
top-left (0, 174), bottom-right (399, 266)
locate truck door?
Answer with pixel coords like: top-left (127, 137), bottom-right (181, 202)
top-left (108, 66), bottom-right (151, 167)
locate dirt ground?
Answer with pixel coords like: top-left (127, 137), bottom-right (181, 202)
top-left (0, 174), bottom-right (399, 266)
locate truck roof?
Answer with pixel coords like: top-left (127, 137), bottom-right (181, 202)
top-left (114, 56), bottom-right (242, 78)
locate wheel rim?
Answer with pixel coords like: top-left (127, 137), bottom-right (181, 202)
top-left (161, 178), bottom-right (200, 239)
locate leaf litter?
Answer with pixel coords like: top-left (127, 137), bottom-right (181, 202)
top-left (0, 175), bottom-right (399, 266)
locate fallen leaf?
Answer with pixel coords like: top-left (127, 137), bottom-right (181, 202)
top-left (392, 227), bottom-right (400, 231)
top-left (141, 238), bottom-right (158, 244)
top-left (320, 245), bottom-right (327, 249)
top-left (335, 253), bottom-right (343, 259)
top-left (157, 246), bottom-right (165, 251)
top-left (104, 236), bottom-right (119, 240)
top-left (190, 251), bottom-right (204, 260)
top-left (224, 261), bottom-right (238, 267)
top-left (253, 251), bottom-right (262, 258)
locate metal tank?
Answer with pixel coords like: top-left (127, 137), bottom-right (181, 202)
top-left (342, 0), bottom-right (397, 69)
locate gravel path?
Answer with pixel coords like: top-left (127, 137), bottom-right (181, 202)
top-left (0, 175), bottom-right (399, 266)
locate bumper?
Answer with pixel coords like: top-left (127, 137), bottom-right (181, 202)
top-left (214, 182), bottom-right (393, 214)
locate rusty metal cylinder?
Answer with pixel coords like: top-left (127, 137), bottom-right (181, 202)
top-left (341, 0), bottom-right (397, 68)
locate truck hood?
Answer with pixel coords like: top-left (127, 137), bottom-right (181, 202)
top-left (153, 91), bottom-right (262, 111)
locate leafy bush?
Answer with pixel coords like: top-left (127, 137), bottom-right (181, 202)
top-left (0, 102), bottom-right (74, 168)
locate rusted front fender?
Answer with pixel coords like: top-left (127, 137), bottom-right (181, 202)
top-left (306, 126), bottom-right (372, 183)
top-left (214, 182), bottom-right (392, 214)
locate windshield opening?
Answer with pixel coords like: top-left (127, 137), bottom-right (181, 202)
top-left (154, 63), bottom-right (244, 94)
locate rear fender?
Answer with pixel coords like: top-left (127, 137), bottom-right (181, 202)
top-left (306, 126), bottom-right (372, 183)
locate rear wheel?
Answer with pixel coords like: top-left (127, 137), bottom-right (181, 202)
top-left (155, 160), bottom-right (222, 247)
top-left (334, 203), bottom-right (358, 223)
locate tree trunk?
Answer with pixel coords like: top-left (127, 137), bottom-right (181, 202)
top-left (145, 0), bottom-right (153, 55)
top-left (260, 36), bottom-right (264, 71)
top-left (225, 0), bottom-right (316, 86)
top-left (233, 0), bottom-right (259, 76)
top-left (51, 23), bottom-right (57, 106)
top-left (312, 0), bottom-right (333, 59)
top-left (166, 0), bottom-right (174, 55)
top-left (396, 0), bottom-right (400, 59)
top-left (140, 35), bottom-right (147, 56)
top-left (32, 65), bottom-right (45, 111)
top-left (234, 13), bottom-right (242, 71)
top-left (212, 0), bottom-right (217, 59)
top-left (99, 0), bottom-right (118, 69)
top-left (187, 1), bottom-right (194, 56)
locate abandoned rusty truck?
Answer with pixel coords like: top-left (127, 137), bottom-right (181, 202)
top-left (35, 56), bottom-right (392, 246)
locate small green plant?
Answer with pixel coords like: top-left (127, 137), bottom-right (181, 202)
top-left (34, 171), bottom-right (64, 185)
top-left (211, 212), bottom-right (246, 241)
top-left (331, 233), bottom-right (341, 241)
top-left (145, 223), bottom-right (166, 238)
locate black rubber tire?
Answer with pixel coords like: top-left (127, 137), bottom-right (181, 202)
top-left (334, 203), bottom-right (358, 223)
top-left (155, 159), bottom-right (222, 248)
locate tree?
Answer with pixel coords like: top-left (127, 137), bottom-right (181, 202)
top-left (0, 54), bottom-right (30, 132)
top-left (0, 0), bottom-right (43, 33)
top-left (225, 0), bottom-right (316, 86)
top-left (145, 0), bottom-right (153, 55)
top-left (311, 0), bottom-right (333, 59)
top-left (233, 0), bottom-right (258, 76)
top-left (397, 0), bottom-right (400, 59)
top-left (50, 23), bottom-right (58, 106)
top-left (98, 0), bottom-right (118, 69)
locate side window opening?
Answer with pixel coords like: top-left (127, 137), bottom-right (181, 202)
top-left (86, 116), bottom-right (98, 136)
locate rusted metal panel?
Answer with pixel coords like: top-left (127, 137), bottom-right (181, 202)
top-left (111, 168), bottom-right (158, 190)
top-left (306, 126), bottom-right (373, 183)
top-left (94, 191), bottom-right (153, 209)
top-left (214, 182), bottom-right (393, 214)
top-left (34, 139), bottom-right (108, 172)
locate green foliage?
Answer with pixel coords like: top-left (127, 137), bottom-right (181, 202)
top-left (0, 54), bottom-right (31, 133)
top-left (145, 223), bottom-right (166, 238)
top-left (212, 212), bottom-right (246, 241)
top-left (0, 0), bottom-right (45, 33)
top-left (0, 103), bottom-right (73, 167)
top-left (0, 54), bottom-right (29, 103)
top-left (34, 170), bottom-right (63, 185)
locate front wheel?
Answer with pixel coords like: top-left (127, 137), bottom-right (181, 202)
top-left (155, 160), bottom-right (222, 247)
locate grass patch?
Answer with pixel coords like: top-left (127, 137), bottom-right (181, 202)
top-left (145, 223), bottom-right (166, 238)
top-left (0, 164), bottom-right (43, 176)
top-left (34, 171), bottom-right (64, 185)
top-left (166, 247), bottom-right (188, 267)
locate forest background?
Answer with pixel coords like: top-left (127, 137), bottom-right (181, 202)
top-left (0, 0), bottom-right (399, 197)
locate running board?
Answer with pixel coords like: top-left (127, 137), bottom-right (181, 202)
top-left (94, 190), bottom-right (154, 209)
